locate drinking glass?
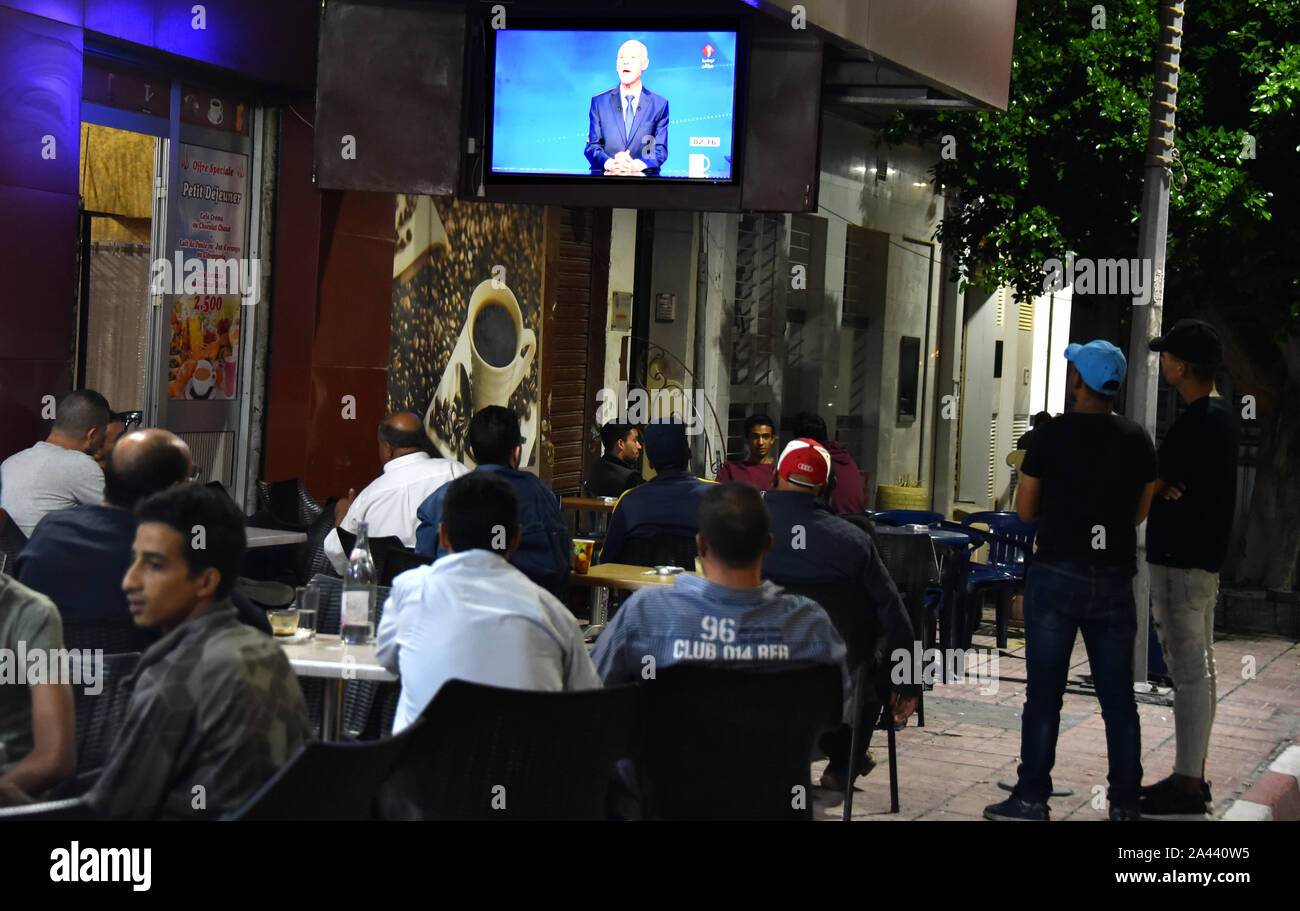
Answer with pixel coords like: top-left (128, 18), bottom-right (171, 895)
top-left (297, 582), bottom-right (319, 640)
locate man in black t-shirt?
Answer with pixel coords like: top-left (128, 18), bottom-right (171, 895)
top-left (586, 422), bottom-right (644, 498)
top-left (1139, 319), bottom-right (1237, 819)
top-left (986, 340), bottom-right (1159, 822)
top-left (1016, 411), bottom-right (1053, 452)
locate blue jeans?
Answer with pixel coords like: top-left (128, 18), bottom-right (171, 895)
top-left (1016, 560), bottom-right (1142, 807)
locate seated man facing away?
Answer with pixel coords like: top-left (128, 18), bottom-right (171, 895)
top-left (592, 482), bottom-right (847, 690)
top-left (325, 411), bottom-right (468, 574)
top-left (597, 421), bottom-right (714, 566)
top-left (1, 389), bottom-right (112, 536)
top-left (762, 438), bottom-right (918, 792)
top-left (0, 575), bottom-right (75, 804)
top-left (586, 421), bottom-right (644, 498)
top-left (789, 411), bottom-right (866, 515)
top-left (379, 472), bottom-right (600, 733)
top-left (81, 484), bottom-right (309, 819)
top-left (416, 406), bottom-right (570, 598)
top-left (715, 413), bottom-right (777, 491)
top-left (18, 429), bottom-right (270, 649)
top-left (18, 429), bottom-right (193, 652)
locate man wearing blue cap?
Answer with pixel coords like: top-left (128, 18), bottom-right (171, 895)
top-left (985, 340), bottom-right (1159, 822)
top-left (1139, 319), bottom-right (1236, 819)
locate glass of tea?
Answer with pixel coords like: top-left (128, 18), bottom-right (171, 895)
top-left (268, 607), bottom-right (300, 638)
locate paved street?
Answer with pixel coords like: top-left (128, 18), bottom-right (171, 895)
top-left (813, 621), bottom-right (1300, 821)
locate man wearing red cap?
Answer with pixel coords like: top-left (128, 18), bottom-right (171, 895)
top-left (762, 438), bottom-right (918, 793)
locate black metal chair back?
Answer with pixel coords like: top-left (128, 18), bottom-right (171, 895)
top-left (335, 528), bottom-right (406, 582)
top-left (227, 718), bottom-right (424, 820)
top-left (637, 663), bottom-right (841, 820)
top-left (256, 478), bottom-right (324, 529)
top-left (73, 652), bottom-right (142, 774)
top-left (617, 532), bottom-right (698, 569)
top-left (768, 579), bottom-right (889, 819)
top-left (378, 547), bottom-right (432, 586)
top-left (0, 508), bottom-right (27, 576)
top-left (62, 620), bottom-right (155, 655)
top-left (774, 579), bottom-right (880, 672)
top-left (0, 797), bottom-right (96, 821)
top-left (377, 679), bottom-right (642, 820)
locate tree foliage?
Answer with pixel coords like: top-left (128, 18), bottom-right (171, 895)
top-left (885, 0), bottom-right (1300, 585)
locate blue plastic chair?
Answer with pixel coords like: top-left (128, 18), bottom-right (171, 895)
top-left (960, 512), bottom-right (1038, 648)
top-left (871, 510), bottom-right (943, 527)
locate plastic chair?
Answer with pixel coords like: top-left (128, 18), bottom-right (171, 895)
top-left (0, 508), bottom-right (28, 576)
top-left (297, 499), bottom-right (341, 584)
top-left (256, 478), bottom-right (324, 528)
top-left (871, 510), bottom-right (943, 527)
top-left (636, 663), bottom-right (842, 820)
top-left (73, 652), bottom-right (141, 775)
top-left (775, 578), bottom-right (893, 817)
top-left (227, 718), bottom-right (424, 820)
top-left (961, 512), bottom-right (1037, 648)
top-left (377, 679), bottom-right (642, 820)
top-left (0, 796), bottom-right (96, 821)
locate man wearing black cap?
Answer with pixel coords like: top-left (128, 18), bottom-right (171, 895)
top-left (1139, 319), bottom-right (1237, 819)
top-left (985, 340), bottom-right (1159, 822)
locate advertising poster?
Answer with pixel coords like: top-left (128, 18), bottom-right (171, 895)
top-left (389, 195), bottom-right (544, 467)
top-left (167, 143), bottom-right (248, 400)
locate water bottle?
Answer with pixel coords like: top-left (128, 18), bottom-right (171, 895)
top-left (341, 520), bottom-right (376, 644)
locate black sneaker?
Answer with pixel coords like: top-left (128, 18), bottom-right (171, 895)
top-left (1139, 776), bottom-right (1211, 819)
top-left (983, 796), bottom-right (1049, 821)
top-left (1109, 804), bottom-right (1141, 821)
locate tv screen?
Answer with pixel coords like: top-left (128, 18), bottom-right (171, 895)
top-left (489, 27), bottom-right (739, 181)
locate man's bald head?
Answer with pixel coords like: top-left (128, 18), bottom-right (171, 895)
top-left (618, 39), bottom-right (648, 61)
top-left (105, 429), bottom-right (194, 510)
top-left (378, 411), bottom-right (433, 462)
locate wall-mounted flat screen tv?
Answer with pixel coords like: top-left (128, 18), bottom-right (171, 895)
top-left (488, 26), bottom-right (740, 182)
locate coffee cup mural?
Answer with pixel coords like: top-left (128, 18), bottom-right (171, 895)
top-left (467, 279), bottom-right (535, 414)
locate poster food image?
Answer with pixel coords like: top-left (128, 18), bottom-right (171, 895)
top-left (168, 143), bottom-right (249, 400)
top-left (167, 295), bottom-right (240, 400)
top-left (389, 195), bottom-right (545, 467)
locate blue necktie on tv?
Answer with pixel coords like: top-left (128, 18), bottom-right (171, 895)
top-left (624, 95), bottom-right (634, 139)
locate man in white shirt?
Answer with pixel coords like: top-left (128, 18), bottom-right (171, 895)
top-left (1, 390), bottom-right (111, 536)
top-left (324, 412), bottom-right (467, 573)
top-left (376, 471), bottom-right (600, 732)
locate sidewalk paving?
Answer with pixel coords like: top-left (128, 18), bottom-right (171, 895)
top-left (812, 623), bottom-right (1300, 821)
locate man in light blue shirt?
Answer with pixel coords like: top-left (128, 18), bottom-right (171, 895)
top-left (591, 482), bottom-right (848, 691)
top-left (379, 472), bottom-right (599, 733)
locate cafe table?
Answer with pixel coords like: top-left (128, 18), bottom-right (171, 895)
top-left (570, 562), bottom-right (699, 630)
top-left (561, 496), bottom-right (617, 541)
top-left (246, 526), bottom-right (309, 548)
top-left (280, 634), bottom-right (397, 741)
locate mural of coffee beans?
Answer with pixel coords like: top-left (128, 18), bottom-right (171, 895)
top-left (389, 196), bottom-right (544, 468)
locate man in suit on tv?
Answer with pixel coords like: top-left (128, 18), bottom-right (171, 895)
top-left (585, 39), bottom-right (669, 177)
